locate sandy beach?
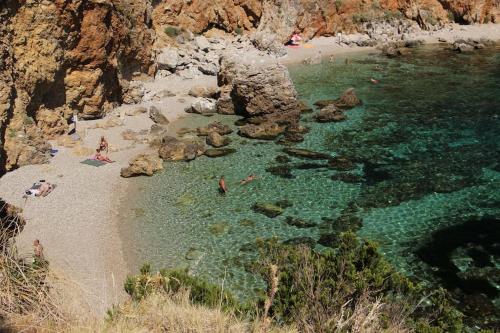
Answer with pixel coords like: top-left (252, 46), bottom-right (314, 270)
top-left (0, 75), bottom-right (217, 314)
top-left (0, 22), bottom-right (499, 316)
top-left (281, 23), bottom-right (500, 64)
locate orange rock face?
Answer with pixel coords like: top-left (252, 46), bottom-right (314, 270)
top-left (0, 0), bottom-right (154, 172)
top-left (152, 0), bottom-right (498, 40)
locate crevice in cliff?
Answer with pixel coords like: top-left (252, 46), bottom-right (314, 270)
top-left (241, 4), bottom-right (261, 29)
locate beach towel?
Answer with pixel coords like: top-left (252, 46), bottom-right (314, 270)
top-left (81, 159), bottom-right (107, 167)
top-left (303, 44), bottom-right (314, 49)
top-left (286, 44), bottom-right (300, 48)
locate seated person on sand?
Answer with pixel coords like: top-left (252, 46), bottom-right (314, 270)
top-left (99, 136), bottom-right (109, 154)
top-left (285, 33), bottom-right (302, 46)
top-left (94, 149), bottom-right (114, 163)
top-left (240, 174), bottom-right (257, 185)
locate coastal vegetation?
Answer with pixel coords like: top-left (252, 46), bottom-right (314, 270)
top-left (0, 205), bottom-right (465, 333)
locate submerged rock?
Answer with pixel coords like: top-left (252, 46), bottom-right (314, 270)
top-left (252, 202), bottom-right (284, 218)
top-left (266, 165), bottom-right (294, 179)
top-left (328, 156), bottom-right (356, 170)
top-left (315, 105), bottom-right (347, 123)
top-left (283, 147), bottom-right (332, 160)
top-left (204, 148), bottom-right (236, 158)
top-left (120, 154), bottom-right (163, 178)
top-left (331, 173), bottom-right (363, 183)
top-left (275, 155), bottom-right (291, 163)
top-left (285, 216), bottom-right (316, 228)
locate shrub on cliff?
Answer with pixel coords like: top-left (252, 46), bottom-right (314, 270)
top-left (252, 232), bottom-right (463, 333)
top-left (164, 26), bottom-right (181, 37)
top-left (124, 265), bottom-right (243, 313)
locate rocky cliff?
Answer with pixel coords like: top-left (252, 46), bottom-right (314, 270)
top-left (0, 0), bottom-right (154, 172)
top-left (153, 0), bottom-right (499, 41)
top-left (0, 0), bottom-right (498, 175)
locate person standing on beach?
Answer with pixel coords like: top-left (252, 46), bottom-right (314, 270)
top-left (33, 239), bottom-right (44, 259)
top-left (219, 176), bottom-right (227, 194)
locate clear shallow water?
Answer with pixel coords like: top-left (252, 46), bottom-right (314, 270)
top-left (122, 45), bottom-right (500, 324)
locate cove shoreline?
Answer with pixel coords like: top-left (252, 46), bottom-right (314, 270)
top-left (0, 23), bottom-right (499, 317)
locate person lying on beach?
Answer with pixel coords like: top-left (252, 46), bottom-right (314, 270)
top-left (99, 136), bottom-right (109, 154)
top-left (24, 181), bottom-right (56, 197)
top-left (285, 33), bottom-right (302, 46)
top-left (240, 174), bottom-right (257, 185)
top-left (94, 149), bottom-right (114, 163)
top-left (219, 176), bottom-right (227, 194)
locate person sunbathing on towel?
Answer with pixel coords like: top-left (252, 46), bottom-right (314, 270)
top-left (285, 33), bottom-right (302, 46)
top-left (94, 149), bottom-right (114, 163)
top-left (24, 181), bottom-right (55, 197)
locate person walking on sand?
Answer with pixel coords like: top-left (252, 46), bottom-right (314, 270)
top-left (219, 176), bottom-right (227, 194)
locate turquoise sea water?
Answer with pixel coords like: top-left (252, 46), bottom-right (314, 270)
top-left (121, 45), bottom-right (500, 326)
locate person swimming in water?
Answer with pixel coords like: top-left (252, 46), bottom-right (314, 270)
top-left (219, 176), bottom-right (227, 194)
top-left (240, 174), bottom-right (257, 185)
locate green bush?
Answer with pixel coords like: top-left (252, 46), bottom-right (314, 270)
top-left (124, 265), bottom-right (242, 312)
top-left (252, 232), bottom-right (463, 332)
top-left (164, 26), bottom-right (180, 37)
top-left (447, 10), bottom-right (456, 22)
top-left (352, 13), bottom-right (372, 24)
top-left (334, 0), bottom-right (342, 12)
top-left (234, 27), bottom-right (243, 35)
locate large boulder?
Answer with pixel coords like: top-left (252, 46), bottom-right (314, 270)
top-left (217, 57), bottom-right (299, 117)
top-left (196, 121), bottom-right (233, 136)
top-left (206, 131), bottom-right (230, 147)
top-left (188, 86), bottom-right (220, 98)
top-left (158, 136), bottom-right (206, 161)
top-left (187, 98), bottom-right (217, 115)
top-left (120, 154), bottom-right (163, 178)
top-left (156, 47), bottom-right (179, 70)
top-left (149, 106), bottom-right (170, 125)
